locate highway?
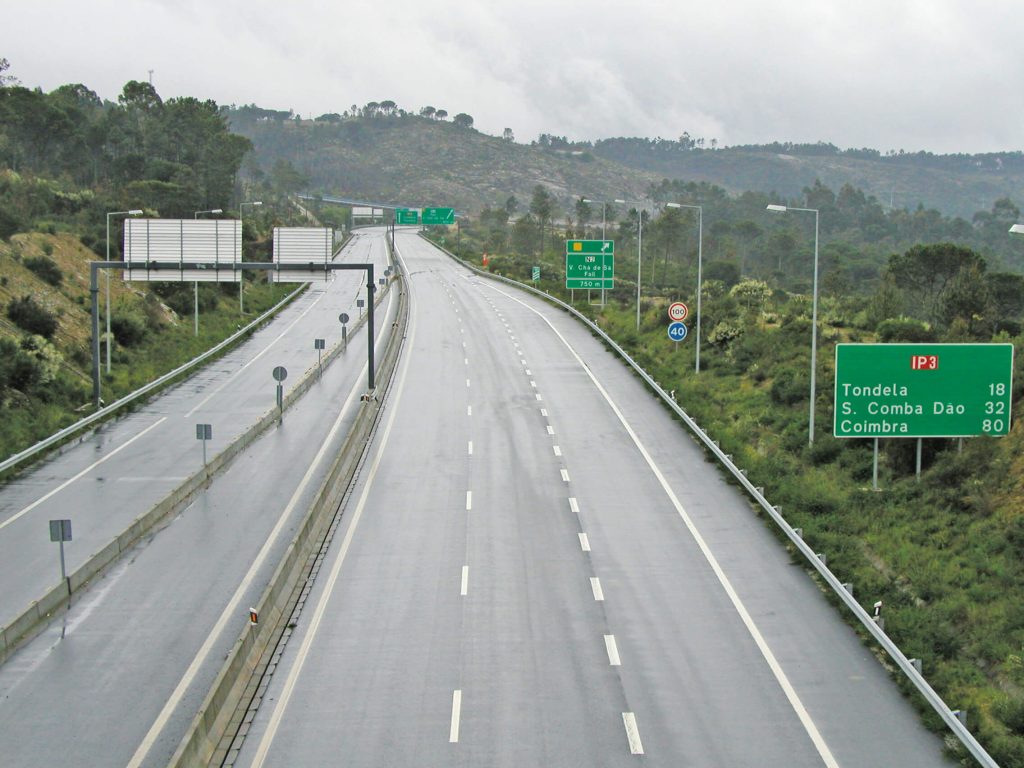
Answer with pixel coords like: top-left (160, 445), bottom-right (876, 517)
top-left (0, 229), bottom-right (397, 767)
top-left (0, 230), bottom-right (387, 632)
top-left (232, 231), bottom-right (951, 767)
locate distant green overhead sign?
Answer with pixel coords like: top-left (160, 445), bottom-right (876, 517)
top-left (396, 208), bottom-right (419, 225)
top-left (422, 207), bottom-right (455, 225)
top-left (834, 343), bottom-right (1014, 438)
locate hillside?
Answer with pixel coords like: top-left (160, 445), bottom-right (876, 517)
top-left (228, 109), bottom-right (1023, 220)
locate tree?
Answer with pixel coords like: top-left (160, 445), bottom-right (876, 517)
top-left (435, 109), bottom-right (448, 121)
top-left (452, 113), bottom-right (474, 129)
top-left (419, 105), bottom-right (436, 119)
top-left (379, 100), bottom-right (397, 115)
top-left (502, 127), bottom-right (514, 142)
top-left (0, 58), bottom-right (17, 86)
top-left (529, 185), bottom-right (553, 255)
top-left (575, 198), bottom-right (591, 238)
top-left (887, 243), bottom-right (986, 326)
top-left (504, 195), bottom-right (519, 217)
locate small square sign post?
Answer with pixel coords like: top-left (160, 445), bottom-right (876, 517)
top-left (315, 338), bottom-right (326, 376)
top-left (196, 423), bottom-right (212, 465)
top-left (49, 519), bottom-right (72, 584)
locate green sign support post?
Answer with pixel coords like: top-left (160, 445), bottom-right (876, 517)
top-left (422, 207), bottom-right (455, 225)
top-left (565, 239), bottom-right (614, 290)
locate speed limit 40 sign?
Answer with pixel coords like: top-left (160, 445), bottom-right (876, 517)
top-left (668, 302), bottom-right (689, 322)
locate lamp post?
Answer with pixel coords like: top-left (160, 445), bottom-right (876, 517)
top-left (105, 209), bottom-right (144, 373)
top-left (666, 203), bottom-right (703, 373)
top-left (238, 201), bottom-right (263, 313)
top-left (193, 209), bottom-right (223, 335)
top-left (581, 198), bottom-right (608, 240)
top-left (615, 198), bottom-right (645, 330)
top-left (767, 203), bottom-right (820, 445)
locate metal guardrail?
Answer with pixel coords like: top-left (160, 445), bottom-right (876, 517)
top-left (0, 286), bottom-right (305, 477)
top-left (430, 237), bottom-right (997, 768)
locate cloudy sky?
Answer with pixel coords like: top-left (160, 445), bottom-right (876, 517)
top-left (4, 0), bottom-right (1022, 154)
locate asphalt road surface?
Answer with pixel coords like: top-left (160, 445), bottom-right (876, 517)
top-left (0, 229), bottom-right (397, 767)
top-left (234, 232), bottom-right (951, 767)
top-left (0, 230), bottom-right (388, 631)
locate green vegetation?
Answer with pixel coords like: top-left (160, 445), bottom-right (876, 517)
top-left (436, 210), bottom-right (1024, 765)
top-left (0, 64), bottom-right (315, 463)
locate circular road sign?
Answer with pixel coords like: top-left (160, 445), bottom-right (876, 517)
top-left (338, 312), bottom-right (350, 325)
top-left (668, 302), bottom-right (689, 322)
top-left (272, 366), bottom-right (288, 382)
top-left (668, 321), bottom-right (688, 342)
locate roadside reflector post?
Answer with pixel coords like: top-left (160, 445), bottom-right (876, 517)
top-left (910, 658), bottom-right (923, 675)
top-left (249, 608), bottom-right (258, 625)
top-left (49, 519), bottom-right (73, 588)
top-left (195, 423), bottom-right (212, 466)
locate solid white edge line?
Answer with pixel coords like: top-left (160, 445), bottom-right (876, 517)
top-left (591, 577), bottom-right (605, 601)
top-left (604, 634), bottom-right (621, 665)
top-left (622, 712), bottom-right (644, 755)
top-left (485, 282), bottom-right (841, 768)
top-left (461, 565), bottom-right (469, 596)
top-left (579, 533), bottom-right (591, 552)
top-left (1, 417), bottom-right (167, 532)
top-left (247, 239), bottom-right (414, 768)
top-left (450, 689), bottom-right (462, 743)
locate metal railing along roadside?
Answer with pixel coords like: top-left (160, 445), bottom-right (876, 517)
top-left (0, 286), bottom-right (305, 478)
top-left (0, 233), bottom-right (356, 478)
top-left (428, 236), bottom-right (999, 768)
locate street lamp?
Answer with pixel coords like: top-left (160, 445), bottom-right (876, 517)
top-left (767, 203), bottom-right (820, 445)
top-left (616, 198), bottom-right (645, 330)
top-left (105, 209), bottom-right (144, 373)
top-left (666, 202), bottom-right (703, 373)
top-left (193, 209), bottom-right (224, 335)
top-left (581, 198), bottom-right (608, 240)
top-left (238, 201), bottom-right (263, 313)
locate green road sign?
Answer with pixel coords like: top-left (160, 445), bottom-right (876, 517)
top-left (566, 239), bottom-right (614, 256)
top-left (566, 252), bottom-right (614, 290)
top-left (396, 208), bottom-right (419, 225)
top-left (532, 266), bottom-right (540, 282)
top-left (834, 343), bottom-right (1014, 438)
top-left (422, 207), bottom-right (455, 225)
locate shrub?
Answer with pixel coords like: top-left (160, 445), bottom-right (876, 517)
top-left (7, 295), bottom-right (58, 339)
top-left (0, 207), bottom-right (23, 241)
top-left (24, 255), bottom-right (63, 286)
top-left (110, 313), bottom-right (148, 347)
top-left (877, 316), bottom-right (936, 342)
top-left (769, 365), bottom-right (808, 406)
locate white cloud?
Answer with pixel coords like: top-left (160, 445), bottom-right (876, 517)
top-left (3, 0), bottom-right (1023, 152)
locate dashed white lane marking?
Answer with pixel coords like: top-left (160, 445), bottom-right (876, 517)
top-left (569, 497), bottom-right (579, 514)
top-left (464, 357), bottom-right (469, 365)
top-left (450, 690), bottom-right (462, 743)
top-left (579, 533), bottom-right (591, 551)
top-left (540, 408), bottom-right (548, 417)
top-left (590, 577), bottom-right (605, 601)
top-left (466, 491), bottom-right (473, 511)
top-left (466, 378), bottom-right (471, 388)
top-left (535, 394), bottom-right (543, 401)
top-left (622, 713), bottom-right (644, 755)
top-left (525, 369), bottom-right (532, 376)
top-left (521, 359), bottom-right (527, 365)
top-left (560, 469), bottom-right (570, 482)
top-left (483, 281), bottom-right (841, 768)
top-left (604, 634), bottom-right (621, 666)
top-left (553, 445), bottom-right (562, 457)
top-left (462, 341), bottom-right (467, 348)
top-left (461, 566), bottom-right (469, 596)
top-left (1, 417), bottom-right (167, 532)
top-left (468, 441), bottom-right (473, 455)
top-left (467, 405), bottom-right (472, 416)
top-left (546, 425), bottom-right (555, 436)
top-left (530, 381), bottom-right (537, 388)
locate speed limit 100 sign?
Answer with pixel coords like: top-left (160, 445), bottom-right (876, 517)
top-left (668, 302), bottom-right (689, 322)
